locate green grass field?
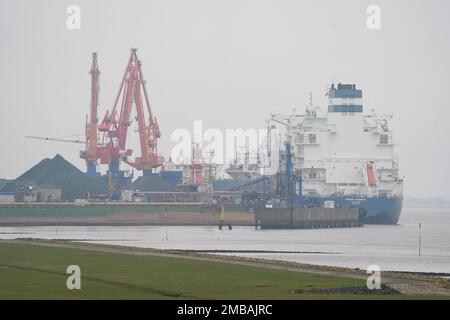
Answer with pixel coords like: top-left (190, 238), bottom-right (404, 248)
top-left (0, 242), bottom-right (441, 299)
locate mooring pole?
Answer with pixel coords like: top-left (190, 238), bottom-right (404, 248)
top-left (418, 223), bottom-right (422, 256)
top-left (55, 204), bottom-right (59, 236)
top-left (165, 207), bottom-right (168, 241)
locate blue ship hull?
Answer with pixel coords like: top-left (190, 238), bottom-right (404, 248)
top-left (301, 195), bottom-right (403, 224)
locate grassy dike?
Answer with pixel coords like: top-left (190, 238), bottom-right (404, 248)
top-left (0, 241), bottom-right (443, 300)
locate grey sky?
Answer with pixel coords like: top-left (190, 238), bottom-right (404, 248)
top-left (0, 0), bottom-right (449, 199)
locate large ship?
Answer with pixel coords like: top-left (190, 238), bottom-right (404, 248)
top-left (270, 83), bottom-right (403, 224)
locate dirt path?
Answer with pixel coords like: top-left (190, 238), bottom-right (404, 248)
top-left (2, 239), bottom-right (450, 297)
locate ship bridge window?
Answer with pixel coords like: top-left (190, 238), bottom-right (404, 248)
top-left (308, 133), bottom-right (317, 144)
top-left (380, 134), bottom-right (389, 144)
top-left (307, 171), bottom-right (319, 179)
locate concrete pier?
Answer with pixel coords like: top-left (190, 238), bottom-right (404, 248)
top-left (254, 207), bottom-right (362, 229)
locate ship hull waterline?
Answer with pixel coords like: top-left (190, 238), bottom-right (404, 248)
top-left (301, 195), bottom-right (403, 225)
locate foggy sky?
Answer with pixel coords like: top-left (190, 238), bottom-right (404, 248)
top-left (1, 0), bottom-right (449, 199)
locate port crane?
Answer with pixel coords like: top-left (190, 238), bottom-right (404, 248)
top-left (79, 52), bottom-right (101, 176)
top-left (97, 49), bottom-right (164, 177)
top-left (25, 49), bottom-right (164, 194)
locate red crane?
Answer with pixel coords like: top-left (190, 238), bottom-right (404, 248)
top-left (80, 52), bottom-right (101, 176)
top-left (98, 49), bottom-right (164, 175)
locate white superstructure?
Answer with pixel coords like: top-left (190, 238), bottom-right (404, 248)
top-left (273, 83), bottom-right (403, 199)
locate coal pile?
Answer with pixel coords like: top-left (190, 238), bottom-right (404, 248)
top-left (131, 174), bottom-right (171, 192)
top-left (0, 179), bottom-right (11, 190)
top-left (1, 154), bottom-right (107, 201)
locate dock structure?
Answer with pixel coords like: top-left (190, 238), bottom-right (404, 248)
top-left (254, 207), bottom-right (362, 229)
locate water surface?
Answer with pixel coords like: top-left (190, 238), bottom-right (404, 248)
top-left (1, 208), bottom-right (449, 273)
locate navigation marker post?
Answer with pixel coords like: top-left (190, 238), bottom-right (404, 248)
top-left (418, 223), bottom-right (422, 256)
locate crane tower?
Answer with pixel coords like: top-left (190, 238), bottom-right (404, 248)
top-left (80, 52), bottom-right (101, 176)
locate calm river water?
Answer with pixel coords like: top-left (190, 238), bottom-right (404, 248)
top-left (1, 208), bottom-right (449, 273)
